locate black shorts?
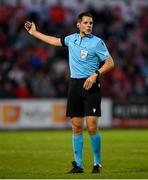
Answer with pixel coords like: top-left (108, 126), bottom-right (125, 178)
top-left (66, 78), bottom-right (101, 117)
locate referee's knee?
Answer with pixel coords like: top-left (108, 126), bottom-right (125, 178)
top-left (87, 126), bottom-right (98, 135)
top-left (72, 122), bottom-right (83, 135)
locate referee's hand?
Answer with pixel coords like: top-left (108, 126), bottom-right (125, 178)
top-left (83, 73), bottom-right (97, 90)
top-left (24, 21), bottom-right (36, 35)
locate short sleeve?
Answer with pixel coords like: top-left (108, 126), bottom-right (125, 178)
top-left (60, 36), bottom-right (66, 47)
top-left (95, 40), bottom-right (111, 61)
top-left (60, 35), bottom-right (71, 47)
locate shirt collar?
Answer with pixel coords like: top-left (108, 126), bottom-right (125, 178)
top-left (77, 33), bottom-right (93, 39)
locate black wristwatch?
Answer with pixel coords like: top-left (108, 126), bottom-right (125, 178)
top-left (95, 70), bottom-right (100, 77)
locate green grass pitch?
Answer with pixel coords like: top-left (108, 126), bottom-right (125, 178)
top-left (0, 129), bottom-right (148, 179)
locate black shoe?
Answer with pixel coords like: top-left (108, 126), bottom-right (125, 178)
top-left (68, 161), bottom-right (83, 173)
top-left (92, 164), bottom-right (102, 173)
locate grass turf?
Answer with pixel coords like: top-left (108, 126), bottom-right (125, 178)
top-left (0, 129), bottom-right (148, 179)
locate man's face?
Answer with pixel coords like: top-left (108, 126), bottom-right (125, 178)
top-left (77, 16), bottom-right (93, 36)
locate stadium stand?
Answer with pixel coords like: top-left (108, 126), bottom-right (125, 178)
top-left (0, 0), bottom-right (147, 100)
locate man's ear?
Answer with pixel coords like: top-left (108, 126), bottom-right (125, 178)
top-left (77, 22), bottom-right (80, 28)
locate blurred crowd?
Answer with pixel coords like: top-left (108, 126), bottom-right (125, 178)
top-left (0, 0), bottom-right (148, 100)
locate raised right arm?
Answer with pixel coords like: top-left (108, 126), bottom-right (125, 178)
top-left (24, 21), bottom-right (62, 47)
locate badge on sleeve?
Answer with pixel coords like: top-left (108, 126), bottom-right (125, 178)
top-left (80, 50), bottom-right (88, 59)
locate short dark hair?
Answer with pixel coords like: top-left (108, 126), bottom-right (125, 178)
top-left (76, 12), bottom-right (93, 22)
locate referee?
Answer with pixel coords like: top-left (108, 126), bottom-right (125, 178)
top-left (25, 12), bottom-right (114, 174)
